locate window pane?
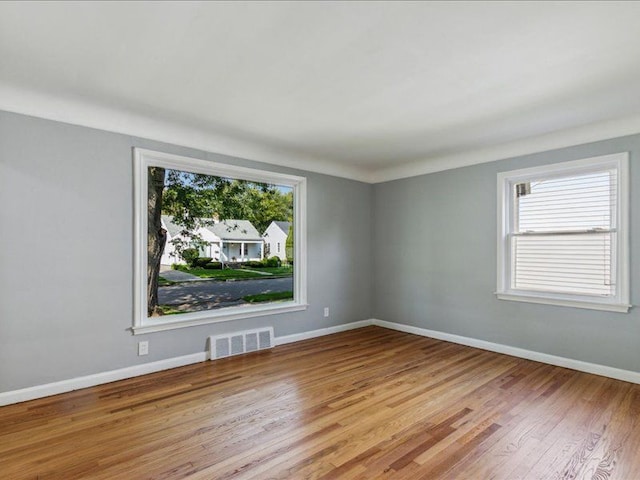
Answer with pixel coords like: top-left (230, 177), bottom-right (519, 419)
top-left (148, 167), bottom-right (294, 317)
top-left (512, 232), bottom-right (614, 296)
top-left (516, 170), bottom-right (616, 233)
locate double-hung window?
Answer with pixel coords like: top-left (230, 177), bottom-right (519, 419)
top-left (496, 153), bottom-right (630, 312)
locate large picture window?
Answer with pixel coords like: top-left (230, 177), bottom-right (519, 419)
top-left (133, 149), bottom-right (307, 334)
top-left (496, 153), bottom-right (629, 312)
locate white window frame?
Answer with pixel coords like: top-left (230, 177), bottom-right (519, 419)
top-left (133, 148), bottom-right (308, 334)
top-left (496, 153), bottom-right (630, 313)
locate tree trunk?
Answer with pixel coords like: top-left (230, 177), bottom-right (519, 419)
top-left (147, 167), bottom-right (166, 316)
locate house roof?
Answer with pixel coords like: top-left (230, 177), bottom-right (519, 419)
top-left (161, 215), bottom-right (182, 238)
top-left (206, 220), bottom-right (263, 241)
top-left (273, 221), bottom-right (291, 235)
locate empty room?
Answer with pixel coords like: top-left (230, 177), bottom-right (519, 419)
top-left (2, 1), bottom-right (640, 479)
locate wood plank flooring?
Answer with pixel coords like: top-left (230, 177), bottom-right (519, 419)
top-left (2, 326), bottom-right (640, 479)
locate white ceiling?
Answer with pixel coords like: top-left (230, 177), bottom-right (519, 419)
top-left (2, 1), bottom-right (640, 183)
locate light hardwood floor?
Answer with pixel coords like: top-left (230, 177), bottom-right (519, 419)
top-left (2, 326), bottom-right (639, 479)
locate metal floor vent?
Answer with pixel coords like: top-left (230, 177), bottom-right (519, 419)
top-left (209, 327), bottom-right (274, 360)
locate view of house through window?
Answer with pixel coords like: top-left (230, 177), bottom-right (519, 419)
top-left (147, 166), bottom-right (294, 317)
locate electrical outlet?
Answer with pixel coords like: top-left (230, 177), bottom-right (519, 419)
top-left (138, 341), bottom-right (149, 356)
top-left (323, 307), bottom-right (329, 317)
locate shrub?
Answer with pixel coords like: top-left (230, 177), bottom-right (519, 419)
top-left (193, 257), bottom-right (213, 267)
top-left (173, 264), bottom-right (189, 272)
top-left (204, 262), bottom-right (222, 270)
top-left (246, 260), bottom-right (265, 268)
top-left (182, 248), bottom-right (199, 267)
top-left (266, 256), bottom-right (282, 267)
top-left (287, 258), bottom-right (293, 266)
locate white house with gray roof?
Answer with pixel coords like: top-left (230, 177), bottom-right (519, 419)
top-left (210, 219), bottom-right (264, 262)
top-left (160, 216), bottom-right (264, 265)
top-left (262, 220), bottom-right (291, 261)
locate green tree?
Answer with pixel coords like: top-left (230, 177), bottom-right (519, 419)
top-left (223, 182), bottom-right (292, 233)
top-left (285, 224), bottom-right (294, 261)
top-left (147, 166), bottom-right (167, 317)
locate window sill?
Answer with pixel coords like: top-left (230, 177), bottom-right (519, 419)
top-left (132, 302), bottom-right (308, 335)
top-left (495, 292), bottom-right (631, 313)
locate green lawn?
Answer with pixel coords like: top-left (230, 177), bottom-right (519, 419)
top-left (158, 277), bottom-right (176, 287)
top-left (243, 291), bottom-right (294, 303)
top-left (170, 264), bottom-right (292, 280)
top-left (174, 267), bottom-right (265, 280)
top-left (157, 305), bottom-right (182, 315)
top-left (243, 266), bottom-right (293, 275)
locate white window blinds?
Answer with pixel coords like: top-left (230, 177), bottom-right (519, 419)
top-left (512, 169), bottom-right (617, 297)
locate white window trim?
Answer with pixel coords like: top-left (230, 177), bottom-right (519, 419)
top-left (133, 148), bottom-right (308, 334)
top-left (496, 153), bottom-right (630, 313)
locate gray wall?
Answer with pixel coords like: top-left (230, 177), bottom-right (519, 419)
top-left (3, 107), bottom-right (639, 395)
top-left (0, 111), bottom-right (373, 392)
top-left (373, 134), bottom-right (640, 373)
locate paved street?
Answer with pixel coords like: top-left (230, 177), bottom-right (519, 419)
top-left (159, 277), bottom-right (293, 312)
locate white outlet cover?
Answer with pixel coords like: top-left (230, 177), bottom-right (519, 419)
top-left (138, 341), bottom-right (149, 356)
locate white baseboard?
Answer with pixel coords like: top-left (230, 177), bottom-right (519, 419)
top-left (0, 352), bottom-right (208, 407)
top-left (0, 320), bottom-right (374, 406)
top-left (274, 319), bottom-right (373, 346)
top-left (4, 317), bottom-right (638, 406)
top-left (372, 319), bottom-right (640, 385)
